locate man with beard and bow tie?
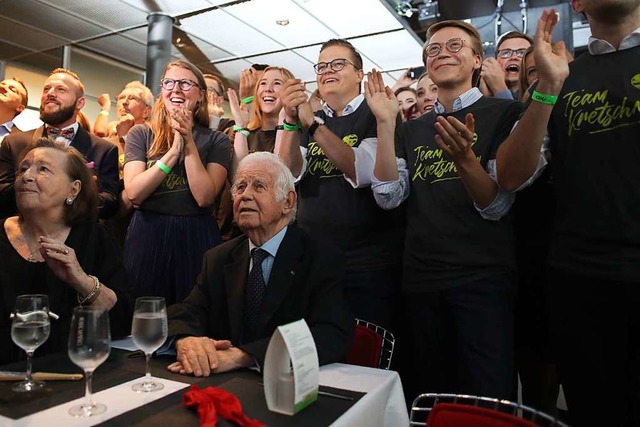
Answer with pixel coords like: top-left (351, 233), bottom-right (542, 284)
top-left (0, 68), bottom-right (118, 219)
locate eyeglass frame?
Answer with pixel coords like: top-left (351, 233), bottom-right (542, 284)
top-left (424, 38), bottom-right (475, 58)
top-left (313, 58), bottom-right (358, 75)
top-left (206, 85), bottom-right (222, 97)
top-left (495, 48), bottom-right (527, 59)
top-left (160, 78), bottom-right (200, 91)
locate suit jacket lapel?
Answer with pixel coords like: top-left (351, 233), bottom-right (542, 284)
top-left (31, 126), bottom-right (45, 141)
top-left (71, 126), bottom-right (91, 153)
top-left (224, 240), bottom-right (250, 343)
top-left (259, 228), bottom-right (303, 330)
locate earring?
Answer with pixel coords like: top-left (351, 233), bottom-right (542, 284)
top-left (66, 197), bottom-right (74, 205)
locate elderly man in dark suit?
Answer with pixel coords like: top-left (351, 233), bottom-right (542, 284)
top-left (167, 151), bottom-right (354, 376)
top-left (0, 68), bottom-right (118, 219)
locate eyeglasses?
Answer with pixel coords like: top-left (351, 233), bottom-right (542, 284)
top-left (206, 86), bottom-right (221, 96)
top-left (424, 38), bottom-right (472, 58)
top-left (160, 78), bottom-right (199, 91)
top-left (496, 48), bottom-right (527, 59)
top-left (313, 58), bottom-right (356, 75)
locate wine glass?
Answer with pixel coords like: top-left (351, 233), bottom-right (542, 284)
top-left (10, 294), bottom-right (51, 392)
top-left (67, 306), bottom-right (111, 417)
top-left (131, 296), bottom-right (167, 392)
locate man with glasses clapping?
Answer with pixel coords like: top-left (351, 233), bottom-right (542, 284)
top-left (277, 39), bottom-right (404, 331)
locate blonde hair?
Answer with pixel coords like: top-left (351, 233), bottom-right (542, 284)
top-left (246, 66), bottom-right (295, 132)
top-left (147, 60), bottom-right (209, 158)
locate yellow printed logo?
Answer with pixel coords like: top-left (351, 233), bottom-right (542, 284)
top-left (343, 134), bottom-right (358, 147)
top-left (632, 74), bottom-right (640, 89)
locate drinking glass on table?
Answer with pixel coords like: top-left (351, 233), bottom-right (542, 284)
top-left (68, 306), bottom-right (111, 417)
top-left (10, 294), bottom-right (51, 392)
top-left (131, 296), bottom-right (167, 392)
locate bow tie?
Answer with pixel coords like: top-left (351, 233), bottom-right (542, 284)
top-left (47, 126), bottom-right (75, 140)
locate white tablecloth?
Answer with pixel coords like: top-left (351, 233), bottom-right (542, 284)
top-left (320, 363), bottom-right (409, 427)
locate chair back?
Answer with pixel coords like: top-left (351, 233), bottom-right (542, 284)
top-left (346, 318), bottom-right (395, 369)
top-left (409, 393), bottom-right (570, 427)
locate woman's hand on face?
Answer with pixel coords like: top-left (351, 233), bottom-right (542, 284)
top-left (39, 237), bottom-right (88, 290)
top-left (227, 88), bottom-right (250, 127)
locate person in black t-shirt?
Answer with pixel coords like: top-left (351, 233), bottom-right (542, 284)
top-left (497, 4), bottom-right (640, 426)
top-left (370, 20), bottom-right (522, 402)
top-left (276, 39), bottom-right (403, 330)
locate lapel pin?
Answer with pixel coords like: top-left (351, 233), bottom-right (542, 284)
top-left (290, 271), bottom-right (295, 276)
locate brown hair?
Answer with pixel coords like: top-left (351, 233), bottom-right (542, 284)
top-left (518, 45), bottom-right (536, 100)
top-left (496, 31), bottom-right (534, 54)
top-left (246, 66), bottom-right (295, 132)
top-left (148, 60), bottom-right (208, 158)
top-left (10, 76), bottom-right (28, 108)
top-left (320, 39), bottom-right (363, 70)
top-left (22, 138), bottom-right (98, 225)
top-left (203, 74), bottom-right (226, 96)
top-left (76, 110), bottom-right (92, 133)
top-left (424, 20), bottom-right (484, 86)
top-left (50, 68), bottom-right (85, 97)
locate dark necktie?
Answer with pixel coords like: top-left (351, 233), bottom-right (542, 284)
top-left (47, 126), bottom-right (75, 141)
top-left (244, 248), bottom-right (269, 343)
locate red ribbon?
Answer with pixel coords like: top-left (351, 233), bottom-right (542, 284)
top-left (183, 384), bottom-right (266, 427)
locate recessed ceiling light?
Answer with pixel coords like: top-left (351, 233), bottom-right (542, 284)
top-left (276, 19), bottom-right (290, 26)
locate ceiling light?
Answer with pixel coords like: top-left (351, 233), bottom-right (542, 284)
top-left (276, 19), bottom-right (290, 26)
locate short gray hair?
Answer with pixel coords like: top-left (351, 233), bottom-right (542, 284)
top-left (124, 81), bottom-right (154, 107)
top-left (233, 152), bottom-right (297, 222)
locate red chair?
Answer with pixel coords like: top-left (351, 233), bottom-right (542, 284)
top-left (409, 393), bottom-right (570, 427)
top-left (346, 318), bottom-right (395, 370)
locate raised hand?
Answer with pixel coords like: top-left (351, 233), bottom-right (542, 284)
top-left (238, 68), bottom-right (259, 100)
top-left (365, 69), bottom-right (398, 124)
top-left (227, 88), bottom-right (250, 128)
top-left (434, 113), bottom-right (477, 164)
top-left (39, 236), bottom-right (87, 288)
top-left (480, 57), bottom-right (509, 95)
top-left (533, 9), bottom-right (570, 92)
top-left (280, 79), bottom-right (309, 124)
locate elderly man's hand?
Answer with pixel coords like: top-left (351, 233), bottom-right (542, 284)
top-left (167, 346), bottom-right (253, 375)
top-left (169, 336), bottom-right (233, 377)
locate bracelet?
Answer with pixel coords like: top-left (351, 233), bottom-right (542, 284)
top-left (531, 90), bottom-right (558, 105)
top-left (275, 125), bottom-right (285, 131)
top-left (240, 96), bottom-right (254, 104)
top-left (232, 125), bottom-right (251, 137)
top-left (77, 275), bottom-right (102, 306)
top-left (98, 110), bottom-right (110, 116)
top-left (282, 120), bottom-right (301, 132)
top-left (155, 160), bottom-right (171, 175)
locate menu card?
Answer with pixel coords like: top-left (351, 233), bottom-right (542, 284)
top-left (263, 319), bottom-right (319, 415)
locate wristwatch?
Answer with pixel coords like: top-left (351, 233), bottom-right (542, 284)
top-left (307, 116), bottom-right (325, 137)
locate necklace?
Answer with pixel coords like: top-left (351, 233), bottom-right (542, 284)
top-left (18, 220), bottom-right (66, 263)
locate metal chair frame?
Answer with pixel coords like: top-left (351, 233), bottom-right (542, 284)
top-left (409, 393), bottom-right (570, 427)
top-left (354, 318), bottom-right (395, 370)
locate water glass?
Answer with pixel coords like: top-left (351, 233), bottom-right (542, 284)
top-left (131, 297), bottom-right (167, 392)
top-left (68, 306), bottom-right (111, 417)
top-left (10, 294), bottom-right (51, 392)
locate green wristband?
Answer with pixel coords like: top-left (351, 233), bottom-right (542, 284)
top-left (282, 120), bottom-right (301, 132)
top-left (531, 90), bottom-right (558, 105)
top-left (155, 160), bottom-right (171, 175)
top-left (240, 96), bottom-right (254, 104)
top-left (232, 125), bottom-right (251, 137)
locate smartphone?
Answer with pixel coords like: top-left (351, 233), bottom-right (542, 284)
top-left (251, 63), bottom-right (269, 71)
top-left (407, 66), bottom-right (426, 80)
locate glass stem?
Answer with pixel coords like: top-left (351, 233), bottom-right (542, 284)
top-left (25, 351), bottom-right (34, 382)
top-left (85, 370), bottom-right (94, 407)
top-left (145, 353), bottom-right (152, 383)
